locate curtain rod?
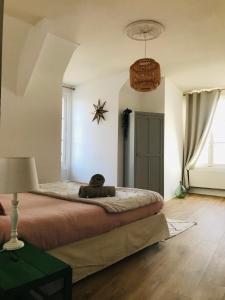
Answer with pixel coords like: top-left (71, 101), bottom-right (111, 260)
top-left (183, 87), bottom-right (225, 96)
top-left (62, 85), bottom-right (75, 91)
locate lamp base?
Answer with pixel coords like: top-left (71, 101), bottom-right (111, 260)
top-left (3, 239), bottom-right (24, 251)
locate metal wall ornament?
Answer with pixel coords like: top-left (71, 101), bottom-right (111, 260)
top-left (126, 20), bottom-right (165, 92)
top-left (92, 99), bottom-right (108, 124)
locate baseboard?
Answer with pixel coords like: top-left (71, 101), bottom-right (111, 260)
top-left (189, 187), bottom-right (225, 197)
top-left (164, 194), bottom-right (176, 201)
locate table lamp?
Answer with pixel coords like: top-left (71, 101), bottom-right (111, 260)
top-left (0, 157), bottom-right (38, 250)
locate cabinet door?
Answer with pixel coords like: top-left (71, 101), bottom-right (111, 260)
top-left (134, 112), bottom-right (164, 195)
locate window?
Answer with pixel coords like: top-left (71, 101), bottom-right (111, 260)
top-left (61, 87), bottom-right (72, 180)
top-left (196, 93), bottom-right (225, 167)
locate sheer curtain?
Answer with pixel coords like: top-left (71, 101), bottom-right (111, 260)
top-left (182, 90), bottom-right (221, 188)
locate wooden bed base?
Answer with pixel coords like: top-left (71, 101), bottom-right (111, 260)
top-left (48, 213), bottom-right (169, 283)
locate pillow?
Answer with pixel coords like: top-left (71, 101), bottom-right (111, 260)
top-left (0, 202), bottom-right (6, 216)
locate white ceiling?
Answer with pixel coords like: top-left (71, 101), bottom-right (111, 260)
top-left (5, 0), bottom-right (225, 91)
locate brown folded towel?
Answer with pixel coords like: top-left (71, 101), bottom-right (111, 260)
top-left (79, 186), bottom-right (116, 198)
top-left (89, 174), bottom-right (105, 187)
top-left (0, 202), bottom-right (6, 216)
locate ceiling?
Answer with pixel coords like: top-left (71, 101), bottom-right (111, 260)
top-left (5, 0), bottom-right (225, 91)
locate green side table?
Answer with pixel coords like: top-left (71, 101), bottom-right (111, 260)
top-left (0, 242), bottom-right (72, 300)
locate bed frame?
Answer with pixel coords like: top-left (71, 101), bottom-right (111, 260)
top-left (48, 213), bottom-right (169, 283)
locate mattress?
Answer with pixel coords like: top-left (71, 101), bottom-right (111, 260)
top-left (0, 192), bottom-right (163, 250)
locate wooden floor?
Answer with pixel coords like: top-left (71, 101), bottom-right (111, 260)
top-left (72, 194), bottom-right (225, 300)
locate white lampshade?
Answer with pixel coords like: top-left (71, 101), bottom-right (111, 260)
top-left (0, 157), bottom-right (38, 193)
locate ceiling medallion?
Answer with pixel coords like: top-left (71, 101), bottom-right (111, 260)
top-left (126, 20), bottom-right (164, 92)
top-left (126, 20), bottom-right (165, 41)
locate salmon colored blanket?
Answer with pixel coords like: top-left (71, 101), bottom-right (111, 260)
top-left (0, 192), bottom-right (163, 250)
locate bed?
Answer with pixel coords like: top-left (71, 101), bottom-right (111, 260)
top-left (0, 182), bottom-right (169, 282)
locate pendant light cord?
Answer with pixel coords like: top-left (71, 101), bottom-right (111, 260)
top-left (144, 39), bottom-right (146, 58)
top-left (143, 31), bottom-right (147, 58)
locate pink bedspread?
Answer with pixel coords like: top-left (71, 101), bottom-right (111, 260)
top-left (0, 193), bottom-right (163, 250)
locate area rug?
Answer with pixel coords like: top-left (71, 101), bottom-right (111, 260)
top-left (166, 218), bottom-right (197, 238)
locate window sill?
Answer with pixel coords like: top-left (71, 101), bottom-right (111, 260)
top-left (192, 165), bottom-right (225, 172)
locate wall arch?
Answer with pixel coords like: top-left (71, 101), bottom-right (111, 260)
top-left (0, 15), bottom-right (77, 182)
top-left (117, 78), bottom-right (165, 186)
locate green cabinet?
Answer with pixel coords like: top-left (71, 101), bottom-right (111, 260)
top-left (0, 243), bottom-right (72, 300)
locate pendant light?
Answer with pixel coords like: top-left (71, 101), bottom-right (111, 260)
top-left (126, 20), bottom-right (164, 92)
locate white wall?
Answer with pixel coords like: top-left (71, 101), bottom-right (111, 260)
top-left (0, 15), bottom-right (76, 183)
top-left (71, 74), bottom-right (183, 199)
top-left (119, 80), bottom-right (142, 112)
top-left (2, 16), bottom-right (31, 92)
top-left (164, 79), bottom-right (183, 199)
top-left (71, 72), bottom-right (127, 185)
top-left (139, 79), bottom-right (165, 114)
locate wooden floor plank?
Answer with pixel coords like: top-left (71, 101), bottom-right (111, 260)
top-left (72, 194), bottom-right (225, 300)
top-left (201, 232), bottom-right (225, 287)
top-left (191, 281), bottom-right (225, 300)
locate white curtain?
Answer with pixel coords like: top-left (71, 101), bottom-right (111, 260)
top-left (182, 90), bottom-right (221, 188)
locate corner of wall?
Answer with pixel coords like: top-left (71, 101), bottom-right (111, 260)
top-left (1, 16), bottom-right (77, 182)
top-left (16, 18), bottom-right (78, 96)
top-left (164, 78), bottom-right (184, 200)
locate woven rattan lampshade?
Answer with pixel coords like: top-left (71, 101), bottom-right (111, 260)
top-left (126, 20), bottom-right (164, 92)
top-left (130, 58), bottom-right (161, 92)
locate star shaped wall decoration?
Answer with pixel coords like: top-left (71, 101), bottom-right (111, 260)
top-left (92, 99), bottom-right (108, 124)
